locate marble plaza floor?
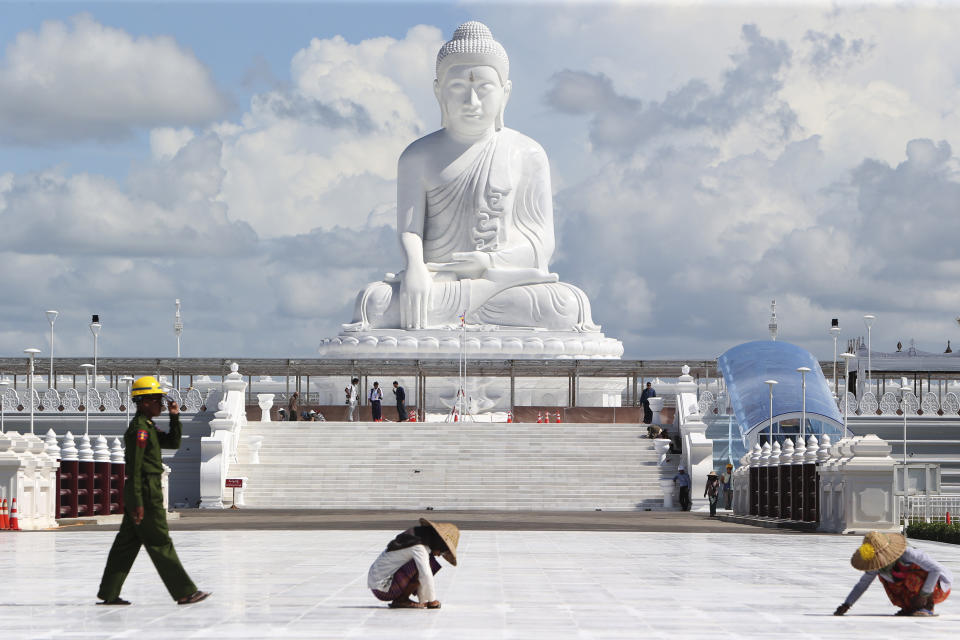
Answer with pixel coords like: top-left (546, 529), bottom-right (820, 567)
top-left (0, 529), bottom-right (957, 639)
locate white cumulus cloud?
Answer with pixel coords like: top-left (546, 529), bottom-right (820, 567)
top-left (0, 14), bottom-right (228, 143)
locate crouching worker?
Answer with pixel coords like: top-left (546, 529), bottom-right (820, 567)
top-left (368, 518), bottom-right (459, 609)
top-left (834, 531), bottom-right (952, 617)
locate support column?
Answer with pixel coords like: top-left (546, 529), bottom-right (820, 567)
top-left (510, 362), bottom-right (515, 415)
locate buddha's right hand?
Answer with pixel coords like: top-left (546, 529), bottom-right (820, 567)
top-left (400, 263), bottom-right (432, 329)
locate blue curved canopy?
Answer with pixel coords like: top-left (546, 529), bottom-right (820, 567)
top-left (717, 340), bottom-right (842, 434)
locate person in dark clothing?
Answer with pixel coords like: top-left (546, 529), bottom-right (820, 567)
top-left (704, 470), bottom-right (720, 517)
top-left (370, 382), bottom-right (383, 421)
top-left (393, 381), bottom-right (407, 422)
top-left (673, 465), bottom-right (692, 511)
top-left (97, 376), bottom-right (209, 606)
top-left (288, 391), bottom-right (299, 421)
top-left (640, 382), bottom-right (656, 424)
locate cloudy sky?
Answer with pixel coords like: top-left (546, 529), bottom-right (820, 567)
top-left (1, 1), bottom-right (958, 361)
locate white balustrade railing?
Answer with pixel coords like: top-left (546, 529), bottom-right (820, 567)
top-left (0, 386), bottom-right (211, 415)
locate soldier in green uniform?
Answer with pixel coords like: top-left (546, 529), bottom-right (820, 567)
top-left (97, 375), bottom-right (210, 605)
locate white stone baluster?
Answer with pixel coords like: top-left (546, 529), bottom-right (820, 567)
top-left (257, 394), bottom-right (274, 423)
top-left (93, 435), bottom-right (110, 463)
top-left (110, 438), bottom-right (124, 465)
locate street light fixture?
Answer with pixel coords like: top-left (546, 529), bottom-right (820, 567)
top-left (174, 299), bottom-right (183, 359)
top-left (45, 310), bottom-right (58, 390)
top-left (830, 319), bottom-right (841, 396)
top-left (120, 375), bottom-right (134, 424)
top-left (81, 363), bottom-right (94, 436)
top-left (863, 314), bottom-right (876, 395)
top-left (900, 376), bottom-right (911, 496)
top-left (0, 378), bottom-right (9, 434)
top-left (840, 352), bottom-right (857, 438)
top-left (764, 379), bottom-right (778, 446)
top-left (89, 315), bottom-right (102, 392)
top-left (24, 348), bottom-right (41, 435)
top-left (797, 366), bottom-right (811, 443)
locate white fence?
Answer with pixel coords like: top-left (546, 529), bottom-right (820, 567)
top-left (902, 495), bottom-right (960, 524)
top-left (1, 386), bottom-right (210, 415)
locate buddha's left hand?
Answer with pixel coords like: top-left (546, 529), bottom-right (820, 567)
top-left (427, 251), bottom-right (491, 278)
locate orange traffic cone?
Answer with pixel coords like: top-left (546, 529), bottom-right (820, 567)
top-left (9, 498), bottom-right (20, 531)
top-left (536, 411), bottom-right (542, 423)
top-left (506, 411), bottom-right (513, 423)
top-left (947, 511), bottom-right (952, 525)
top-left (555, 411), bottom-right (562, 423)
top-left (408, 410), bottom-right (417, 423)
top-left (0, 499), bottom-right (7, 530)
top-left (453, 409), bottom-right (459, 422)
top-left (545, 411), bottom-right (551, 423)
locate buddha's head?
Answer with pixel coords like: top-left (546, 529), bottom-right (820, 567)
top-left (435, 22), bottom-right (511, 135)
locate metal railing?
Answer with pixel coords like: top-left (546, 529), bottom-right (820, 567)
top-left (902, 495), bottom-right (960, 524)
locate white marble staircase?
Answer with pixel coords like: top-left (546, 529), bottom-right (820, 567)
top-left (221, 421), bottom-right (679, 510)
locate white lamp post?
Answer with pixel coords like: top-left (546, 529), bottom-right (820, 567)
top-left (764, 379), bottom-right (778, 445)
top-left (45, 310), bottom-right (58, 390)
top-left (900, 376), bottom-right (911, 495)
top-left (0, 379), bottom-right (8, 434)
top-left (863, 314), bottom-right (876, 394)
top-left (120, 375), bottom-right (134, 424)
top-left (830, 319), bottom-right (841, 395)
top-left (81, 363), bottom-right (94, 436)
top-left (797, 366), bottom-right (811, 442)
top-left (174, 299), bottom-right (183, 359)
top-left (89, 315), bottom-right (101, 391)
top-left (840, 352), bottom-right (856, 438)
top-left (24, 348), bottom-right (41, 435)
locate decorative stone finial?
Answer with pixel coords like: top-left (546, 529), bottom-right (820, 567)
top-left (61, 431), bottom-right (78, 461)
top-left (681, 364), bottom-right (690, 376)
top-left (110, 437), bottom-right (124, 464)
top-left (44, 429), bottom-right (60, 459)
top-left (436, 21), bottom-right (509, 83)
top-left (94, 434), bottom-right (110, 462)
top-left (78, 434), bottom-right (93, 462)
top-left (230, 362), bottom-right (239, 374)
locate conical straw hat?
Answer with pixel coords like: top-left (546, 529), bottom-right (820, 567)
top-left (850, 531), bottom-right (906, 571)
top-left (420, 517), bottom-right (460, 566)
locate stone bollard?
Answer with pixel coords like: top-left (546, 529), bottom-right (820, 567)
top-left (110, 437), bottom-right (125, 514)
top-left (60, 432), bottom-right (79, 518)
top-left (779, 439), bottom-right (794, 520)
top-left (77, 434), bottom-right (94, 517)
top-left (93, 435), bottom-right (111, 516)
top-left (659, 477), bottom-right (675, 509)
top-left (247, 436), bottom-right (264, 464)
top-left (234, 476), bottom-right (249, 507)
top-left (23, 433), bottom-right (46, 529)
top-left (257, 394), bottom-right (275, 423)
top-left (768, 441), bottom-right (782, 518)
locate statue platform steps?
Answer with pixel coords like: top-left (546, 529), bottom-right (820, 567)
top-left (222, 421), bottom-right (678, 510)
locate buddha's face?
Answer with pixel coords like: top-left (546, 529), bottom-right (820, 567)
top-left (436, 64), bottom-right (510, 136)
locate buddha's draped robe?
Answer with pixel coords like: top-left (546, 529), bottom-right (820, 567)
top-left (350, 128), bottom-right (598, 332)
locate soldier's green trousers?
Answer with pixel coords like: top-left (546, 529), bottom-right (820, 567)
top-left (97, 474), bottom-right (196, 601)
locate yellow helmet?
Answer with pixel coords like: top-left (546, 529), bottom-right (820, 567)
top-left (131, 376), bottom-right (165, 398)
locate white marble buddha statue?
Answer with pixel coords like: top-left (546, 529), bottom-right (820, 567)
top-left (348, 22), bottom-right (601, 334)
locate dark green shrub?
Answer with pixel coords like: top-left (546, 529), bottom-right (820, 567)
top-left (906, 521), bottom-right (960, 545)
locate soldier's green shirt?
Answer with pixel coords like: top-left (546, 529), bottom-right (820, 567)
top-left (124, 412), bottom-right (182, 508)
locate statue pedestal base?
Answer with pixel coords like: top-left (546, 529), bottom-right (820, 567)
top-left (318, 328), bottom-right (623, 360)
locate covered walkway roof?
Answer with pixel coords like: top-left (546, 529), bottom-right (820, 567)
top-left (717, 341), bottom-right (842, 434)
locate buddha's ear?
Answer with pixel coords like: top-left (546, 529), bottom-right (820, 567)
top-left (434, 78), bottom-right (447, 129)
top-left (496, 80), bottom-right (512, 131)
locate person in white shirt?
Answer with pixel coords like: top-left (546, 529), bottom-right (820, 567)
top-left (346, 378), bottom-right (360, 421)
top-left (367, 518), bottom-right (459, 609)
top-left (369, 381), bottom-right (383, 421)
